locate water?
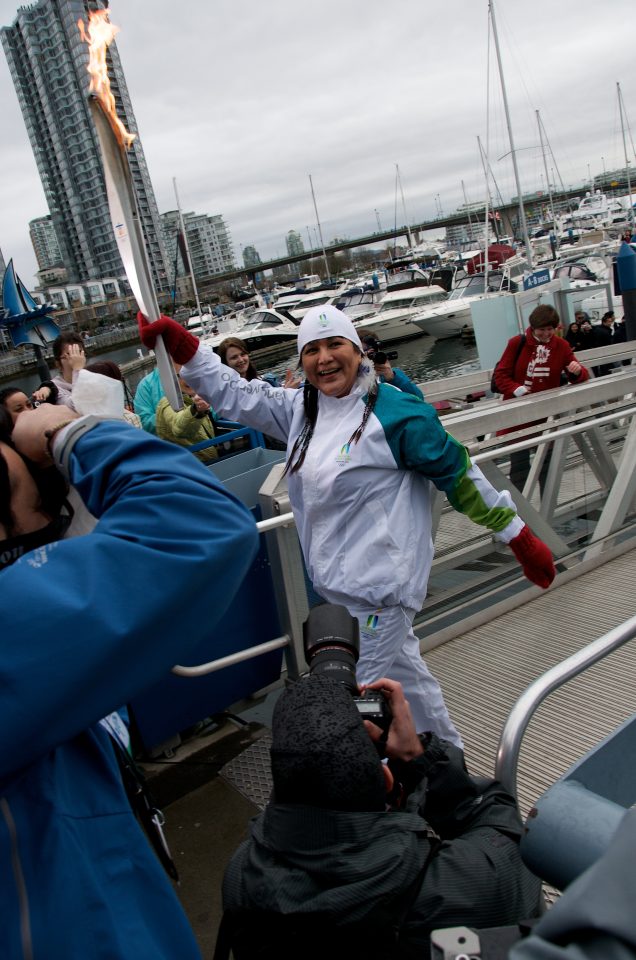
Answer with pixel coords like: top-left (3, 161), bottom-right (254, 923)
top-left (6, 335), bottom-right (479, 398)
top-left (5, 343), bottom-right (151, 396)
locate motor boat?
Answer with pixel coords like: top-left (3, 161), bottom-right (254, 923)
top-left (384, 266), bottom-right (431, 292)
top-left (355, 285), bottom-right (448, 344)
top-left (551, 252), bottom-right (615, 319)
top-left (200, 308), bottom-right (298, 352)
top-left (332, 286), bottom-right (386, 322)
top-left (410, 258), bottom-right (526, 340)
top-left (287, 289), bottom-right (336, 321)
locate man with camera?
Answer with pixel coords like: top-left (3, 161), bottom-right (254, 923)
top-left (219, 608), bottom-right (543, 958)
top-left (360, 332), bottom-right (424, 399)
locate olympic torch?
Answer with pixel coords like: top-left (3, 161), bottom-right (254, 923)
top-left (80, 11), bottom-right (181, 410)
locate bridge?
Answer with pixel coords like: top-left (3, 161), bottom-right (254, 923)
top-left (198, 181), bottom-right (601, 291)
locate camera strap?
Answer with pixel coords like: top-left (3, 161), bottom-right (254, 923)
top-left (100, 715), bottom-right (179, 882)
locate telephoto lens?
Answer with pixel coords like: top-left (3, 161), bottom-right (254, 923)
top-left (302, 603), bottom-right (360, 694)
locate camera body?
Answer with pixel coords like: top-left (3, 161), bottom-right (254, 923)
top-left (302, 604), bottom-right (392, 736)
top-left (373, 350), bottom-right (398, 365)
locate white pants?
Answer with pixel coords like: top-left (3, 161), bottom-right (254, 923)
top-left (320, 594), bottom-right (462, 747)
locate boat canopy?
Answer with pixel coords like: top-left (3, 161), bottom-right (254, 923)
top-left (466, 244), bottom-right (516, 275)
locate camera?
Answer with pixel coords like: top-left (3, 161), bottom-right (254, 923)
top-left (373, 350), bottom-right (398, 365)
top-left (302, 604), bottom-right (392, 737)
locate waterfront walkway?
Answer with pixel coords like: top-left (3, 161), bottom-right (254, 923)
top-left (156, 544), bottom-right (636, 958)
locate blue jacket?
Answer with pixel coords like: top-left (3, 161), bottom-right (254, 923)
top-left (0, 420), bottom-right (258, 959)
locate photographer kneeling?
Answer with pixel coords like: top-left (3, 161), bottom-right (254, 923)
top-left (220, 673), bottom-right (543, 957)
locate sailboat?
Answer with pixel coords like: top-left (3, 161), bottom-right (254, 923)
top-left (1, 259), bottom-right (59, 347)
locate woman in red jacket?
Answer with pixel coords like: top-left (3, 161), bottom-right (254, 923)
top-left (494, 304), bottom-right (589, 494)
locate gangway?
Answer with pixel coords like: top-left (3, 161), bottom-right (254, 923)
top-left (133, 347), bottom-right (636, 762)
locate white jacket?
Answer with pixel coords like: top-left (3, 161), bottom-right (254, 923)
top-left (183, 345), bottom-right (522, 610)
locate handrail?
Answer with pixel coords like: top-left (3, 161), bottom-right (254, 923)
top-left (173, 377), bottom-right (636, 676)
top-left (495, 613), bottom-right (636, 799)
top-left (172, 635), bottom-right (290, 677)
top-left (250, 400), bottom-right (636, 535)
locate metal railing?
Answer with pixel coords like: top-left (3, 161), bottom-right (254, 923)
top-left (171, 357), bottom-right (636, 677)
top-left (495, 614), bottom-right (636, 798)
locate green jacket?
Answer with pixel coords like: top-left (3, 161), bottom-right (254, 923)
top-left (155, 395), bottom-right (218, 463)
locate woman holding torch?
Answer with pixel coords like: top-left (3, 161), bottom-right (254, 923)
top-left (139, 306), bottom-right (555, 744)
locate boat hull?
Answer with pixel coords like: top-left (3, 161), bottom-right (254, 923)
top-left (411, 302), bottom-right (473, 339)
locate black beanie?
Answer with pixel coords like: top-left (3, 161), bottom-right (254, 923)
top-left (270, 676), bottom-right (386, 812)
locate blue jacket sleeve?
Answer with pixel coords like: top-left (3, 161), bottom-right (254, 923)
top-left (0, 422), bottom-right (258, 782)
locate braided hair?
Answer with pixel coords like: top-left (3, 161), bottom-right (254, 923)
top-left (285, 377), bottom-right (379, 475)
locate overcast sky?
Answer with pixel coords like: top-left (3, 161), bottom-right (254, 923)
top-left (1, 0), bottom-right (635, 287)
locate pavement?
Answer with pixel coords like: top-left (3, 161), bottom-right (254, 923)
top-left (163, 777), bottom-right (259, 959)
top-left (142, 693), bottom-right (282, 958)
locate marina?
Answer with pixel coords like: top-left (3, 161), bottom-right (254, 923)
top-left (1, 0), bottom-right (636, 954)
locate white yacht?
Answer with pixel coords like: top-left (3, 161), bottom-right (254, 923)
top-left (410, 260), bottom-right (525, 339)
top-left (332, 287), bottom-right (386, 322)
top-left (200, 308), bottom-right (298, 352)
top-left (355, 285), bottom-right (448, 344)
top-left (287, 290), bottom-right (336, 321)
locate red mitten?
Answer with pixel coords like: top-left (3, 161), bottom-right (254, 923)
top-left (137, 312), bottom-right (199, 365)
top-left (509, 524), bottom-right (556, 589)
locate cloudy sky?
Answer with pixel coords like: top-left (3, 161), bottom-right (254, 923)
top-left (1, 0), bottom-right (635, 286)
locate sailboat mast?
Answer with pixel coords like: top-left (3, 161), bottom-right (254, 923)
top-left (537, 110), bottom-right (557, 240)
top-left (488, 0), bottom-right (533, 268)
top-left (308, 174), bottom-right (331, 279)
top-left (617, 82), bottom-right (635, 228)
top-left (477, 136), bottom-right (491, 290)
top-left (396, 164), bottom-right (414, 250)
top-left (173, 177), bottom-right (203, 319)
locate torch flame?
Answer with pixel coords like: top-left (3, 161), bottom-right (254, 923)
top-left (78, 10), bottom-right (136, 149)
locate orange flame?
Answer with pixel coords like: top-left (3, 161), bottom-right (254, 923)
top-left (78, 9), bottom-right (136, 149)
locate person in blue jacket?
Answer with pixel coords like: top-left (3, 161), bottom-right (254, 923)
top-left (360, 331), bottom-right (424, 399)
top-left (1, 403), bottom-right (258, 960)
top-left (133, 365), bottom-right (164, 433)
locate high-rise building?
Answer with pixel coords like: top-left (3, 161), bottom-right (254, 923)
top-left (29, 215), bottom-right (63, 270)
top-left (242, 245), bottom-right (261, 269)
top-left (1, 0), bottom-right (169, 289)
top-left (161, 210), bottom-right (235, 283)
top-left (0, 246), bottom-right (5, 312)
top-left (286, 230), bottom-right (305, 257)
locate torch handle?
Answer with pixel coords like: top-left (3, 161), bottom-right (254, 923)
top-left (153, 336), bottom-right (182, 409)
top-left (88, 96), bottom-right (182, 411)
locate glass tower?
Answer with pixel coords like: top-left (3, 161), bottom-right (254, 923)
top-left (1, 0), bottom-right (169, 289)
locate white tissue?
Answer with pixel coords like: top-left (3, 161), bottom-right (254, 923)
top-left (72, 369), bottom-right (126, 418)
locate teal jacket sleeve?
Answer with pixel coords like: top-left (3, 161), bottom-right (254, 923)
top-left (374, 385), bottom-right (520, 536)
top-left (133, 370), bottom-right (164, 434)
top-left (388, 367), bottom-right (424, 400)
top-left (0, 421), bottom-right (258, 782)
